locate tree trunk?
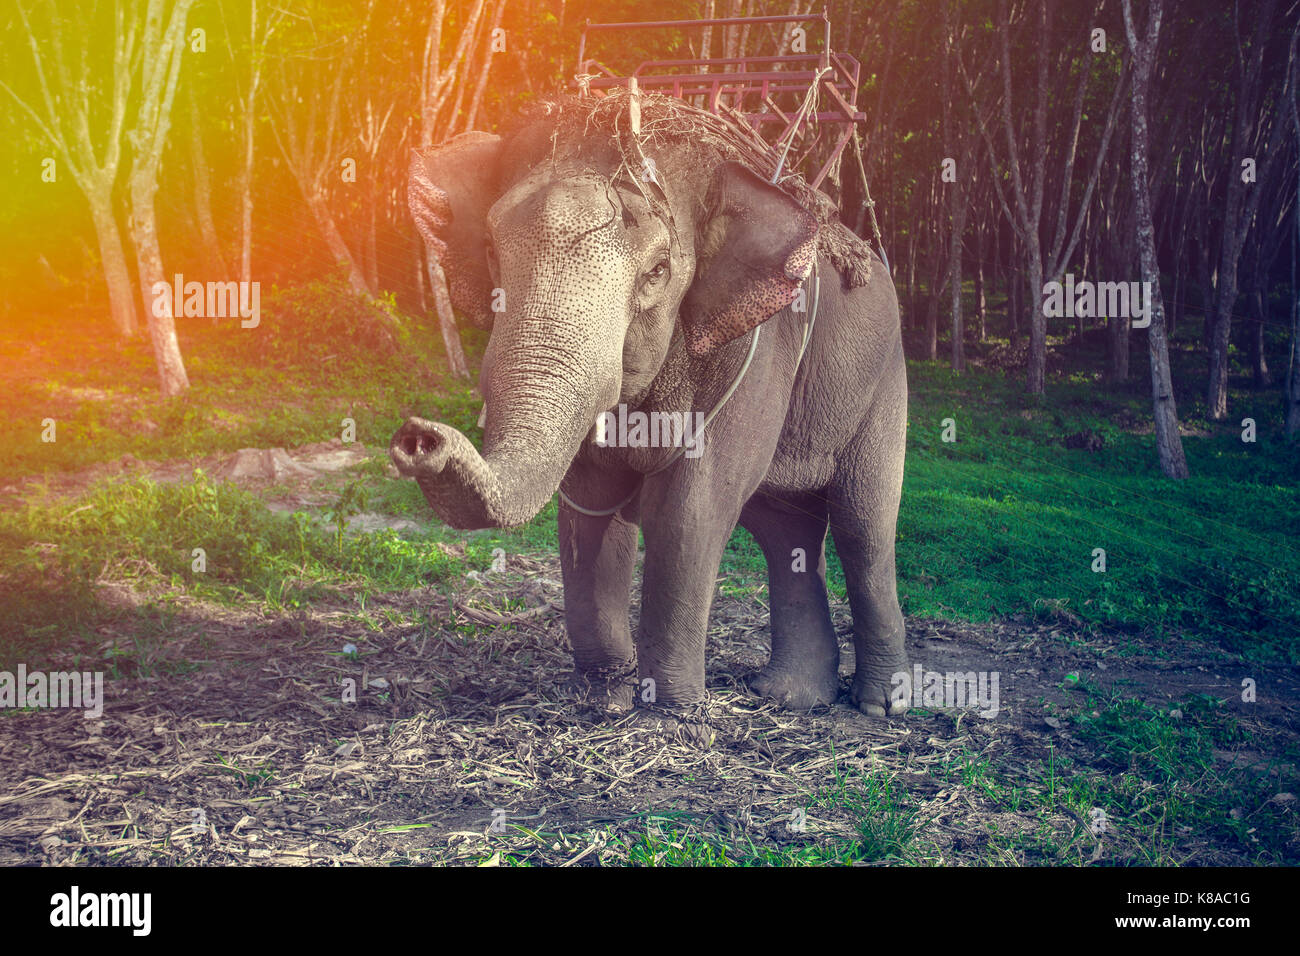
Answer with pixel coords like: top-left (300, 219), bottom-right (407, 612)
top-left (1123, 0), bottom-right (1188, 478)
top-left (1074, 221), bottom-right (1086, 341)
top-left (130, 174), bottom-right (191, 398)
top-left (1250, 299), bottom-right (1270, 388)
top-left (1109, 314), bottom-right (1131, 383)
top-left (1288, 316), bottom-right (1300, 438)
top-left (975, 252), bottom-right (986, 341)
top-left (7, 0), bottom-right (138, 338)
top-left (924, 290), bottom-right (939, 361)
top-left (188, 84), bottom-right (226, 277)
top-left (464, 0), bottom-right (508, 132)
top-left (238, 0), bottom-right (278, 288)
top-left (419, 0), bottom-right (447, 146)
top-left (416, 253), bottom-right (428, 313)
top-left (1027, 249), bottom-right (1045, 392)
top-left (1195, 223), bottom-right (1211, 349)
top-left (905, 233), bottom-right (917, 329)
top-left (85, 191), bottom-right (138, 337)
top-left (1288, 29), bottom-right (1300, 439)
top-left (446, 0), bottom-right (490, 131)
top-left (428, 257), bottom-right (470, 379)
top-left (950, 239), bottom-right (964, 371)
top-left (1170, 253), bottom-right (1183, 338)
top-left (1288, 227), bottom-right (1300, 437)
top-left (364, 184), bottom-right (379, 291)
top-left (942, 0), bottom-right (965, 372)
top-left (1146, 307), bottom-right (1188, 477)
top-left (700, 0), bottom-right (716, 67)
top-left (1206, 0), bottom-right (1281, 419)
top-left (239, 100), bottom-right (255, 286)
top-left (125, 0), bottom-right (196, 395)
top-left (306, 192), bottom-right (371, 295)
top-left (1207, 289), bottom-right (1234, 415)
top-left (1009, 263), bottom-right (1021, 348)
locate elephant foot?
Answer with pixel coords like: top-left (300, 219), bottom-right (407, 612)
top-left (850, 661), bottom-right (912, 717)
top-left (623, 702), bottom-right (717, 747)
top-left (748, 661), bottom-right (839, 710)
top-left (565, 661), bottom-right (638, 714)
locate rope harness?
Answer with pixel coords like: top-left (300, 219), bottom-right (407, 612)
top-left (850, 128), bottom-right (890, 273)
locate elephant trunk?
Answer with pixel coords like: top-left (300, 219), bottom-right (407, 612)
top-left (390, 317), bottom-right (619, 529)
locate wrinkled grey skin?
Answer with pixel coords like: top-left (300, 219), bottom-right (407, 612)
top-left (391, 105), bottom-right (908, 734)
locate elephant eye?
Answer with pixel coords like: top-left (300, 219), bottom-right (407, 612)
top-left (644, 260), bottom-right (670, 283)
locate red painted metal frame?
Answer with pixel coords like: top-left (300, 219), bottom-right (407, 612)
top-left (573, 12), bottom-right (864, 190)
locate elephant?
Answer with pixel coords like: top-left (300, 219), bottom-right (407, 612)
top-left (391, 92), bottom-right (909, 738)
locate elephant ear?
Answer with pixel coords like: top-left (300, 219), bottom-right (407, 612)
top-left (681, 161), bottom-right (820, 358)
top-left (409, 131), bottom-right (502, 329)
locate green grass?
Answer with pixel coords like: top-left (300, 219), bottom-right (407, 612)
top-left (1067, 689), bottom-right (1294, 864)
top-left (0, 276), bottom-right (488, 478)
top-left (0, 463), bottom-right (572, 671)
top-left (0, 469), bottom-right (449, 666)
top-left (609, 763), bottom-right (921, 866)
top-left (890, 359), bottom-right (1300, 661)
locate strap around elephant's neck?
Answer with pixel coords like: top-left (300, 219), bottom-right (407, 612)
top-left (557, 258), bottom-right (821, 519)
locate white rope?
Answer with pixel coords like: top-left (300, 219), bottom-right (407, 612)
top-left (796, 258), bottom-right (821, 366)
top-left (557, 324), bottom-right (761, 517)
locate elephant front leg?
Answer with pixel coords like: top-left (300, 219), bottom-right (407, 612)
top-left (558, 481), bottom-right (640, 712)
top-left (634, 490), bottom-right (741, 741)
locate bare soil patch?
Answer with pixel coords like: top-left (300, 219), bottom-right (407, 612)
top-left (2, 553), bottom-right (1295, 866)
top-left (0, 439), bottom-right (372, 510)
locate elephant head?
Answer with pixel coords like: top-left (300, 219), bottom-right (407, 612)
top-left (392, 100), bottom-right (820, 529)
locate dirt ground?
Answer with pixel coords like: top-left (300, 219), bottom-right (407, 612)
top-left (2, 446), bottom-right (1297, 866)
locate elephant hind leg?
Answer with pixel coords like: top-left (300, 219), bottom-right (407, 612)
top-left (740, 492), bottom-right (840, 709)
top-left (829, 396), bottom-right (909, 717)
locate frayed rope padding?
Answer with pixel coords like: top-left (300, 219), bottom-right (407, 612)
top-left (516, 90), bottom-right (874, 290)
